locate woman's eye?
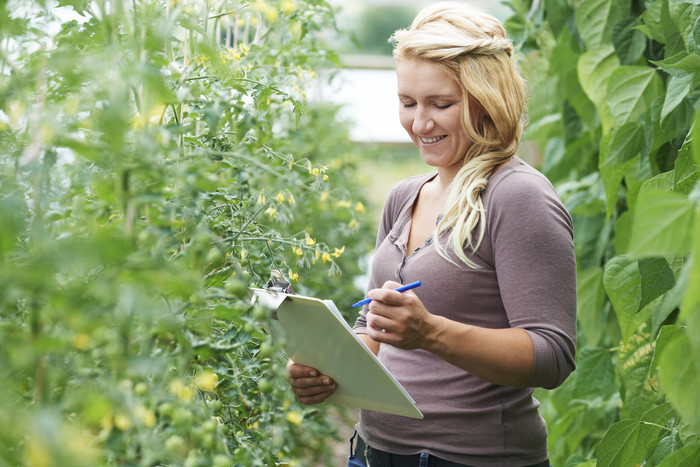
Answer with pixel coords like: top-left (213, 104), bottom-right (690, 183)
top-left (401, 102), bottom-right (416, 108)
top-left (435, 103), bottom-right (453, 109)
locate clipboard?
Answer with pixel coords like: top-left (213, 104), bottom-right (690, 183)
top-left (251, 287), bottom-right (423, 419)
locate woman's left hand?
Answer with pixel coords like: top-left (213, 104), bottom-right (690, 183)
top-left (364, 280), bottom-right (442, 350)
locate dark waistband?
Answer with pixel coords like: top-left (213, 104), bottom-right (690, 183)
top-left (355, 432), bottom-right (550, 467)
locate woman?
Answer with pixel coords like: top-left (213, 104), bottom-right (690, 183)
top-left (287, 2), bottom-right (576, 466)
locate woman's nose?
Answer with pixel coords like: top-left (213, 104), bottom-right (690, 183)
top-left (412, 107), bottom-right (434, 133)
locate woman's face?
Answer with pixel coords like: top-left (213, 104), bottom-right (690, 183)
top-left (396, 58), bottom-right (471, 178)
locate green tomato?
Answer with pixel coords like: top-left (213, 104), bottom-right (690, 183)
top-left (212, 454), bottom-right (231, 467)
top-left (133, 382), bottom-right (148, 396)
top-left (257, 378), bottom-right (274, 394)
top-left (207, 248), bottom-right (224, 266)
top-left (202, 419), bottom-right (218, 434)
top-left (209, 399), bottom-right (224, 413)
top-left (224, 278), bottom-right (248, 299)
top-left (172, 407), bottom-right (194, 427)
top-left (258, 342), bottom-right (275, 359)
top-left (158, 402), bottom-right (174, 418)
top-left (164, 435), bottom-right (187, 456)
top-left (252, 305), bottom-right (267, 321)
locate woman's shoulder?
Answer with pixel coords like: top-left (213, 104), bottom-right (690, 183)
top-left (386, 171), bottom-right (437, 203)
top-left (486, 157), bottom-right (559, 202)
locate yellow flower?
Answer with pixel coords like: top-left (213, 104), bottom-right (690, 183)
top-left (288, 270), bottom-right (298, 281)
top-left (288, 158), bottom-right (294, 170)
top-left (265, 206), bottom-right (278, 217)
top-left (194, 371), bottom-right (218, 392)
top-left (169, 380), bottom-right (193, 401)
top-left (292, 246), bottom-right (303, 257)
top-left (287, 194), bottom-right (295, 205)
top-left (286, 411), bottom-right (303, 426)
top-left (114, 412), bottom-right (131, 431)
top-left (354, 202), bottom-right (365, 214)
top-left (275, 192), bottom-right (286, 203)
top-left (333, 246), bottom-right (345, 258)
top-left (322, 174), bottom-right (328, 182)
top-left (281, 0), bottom-right (294, 15)
top-left (73, 333), bottom-right (90, 350)
top-left (241, 249), bottom-right (247, 260)
top-left (335, 200), bottom-right (352, 208)
top-left (26, 438), bottom-right (50, 467)
top-left (134, 406), bottom-right (156, 428)
top-left (257, 193), bottom-right (266, 204)
top-left (305, 235), bottom-right (316, 246)
top-left (322, 252), bottom-right (332, 262)
top-left (349, 219), bottom-right (358, 228)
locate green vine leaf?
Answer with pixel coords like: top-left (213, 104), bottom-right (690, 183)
top-left (657, 442), bottom-right (700, 467)
top-left (575, 0), bottom-right (630, 50)
top-left (603, 255), bottom-right (642, 342)
top-left (629, 190), bottom-right (695, 257)
top-left (607, 66), bottom-right (664, 127)
top-left (597, 402), bottom-right (674, 467)
top-left (659, 333), bottom-right (700, 433)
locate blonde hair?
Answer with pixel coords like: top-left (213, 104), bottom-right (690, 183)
top-left (391, 1), bottom-right (527, 268)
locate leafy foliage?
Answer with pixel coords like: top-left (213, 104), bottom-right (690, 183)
top-left (507, 0), bottom-right (700, 465)
top-left (0, 0), bottom-right (374, 465)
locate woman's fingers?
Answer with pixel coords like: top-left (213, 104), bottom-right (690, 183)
top-left (286, 360), bottom-right (337, 404)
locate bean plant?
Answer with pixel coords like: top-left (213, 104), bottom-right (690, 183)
top-left (506, 0), bottom-right (700, 465)
top-left (0, 0), bottom-right (374, 465)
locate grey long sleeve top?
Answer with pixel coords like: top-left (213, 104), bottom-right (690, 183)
top-left (353, 157), bottom-right (577, 466)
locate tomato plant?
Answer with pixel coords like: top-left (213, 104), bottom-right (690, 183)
top-left (506, 0), bottom-right (700, 465)
top-left (0, 0), bottom-right (373, 465)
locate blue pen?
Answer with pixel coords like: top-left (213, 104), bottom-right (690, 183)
top-left (351, 280), bottom-right (422, 308)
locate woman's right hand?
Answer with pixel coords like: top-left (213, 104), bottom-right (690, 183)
top-left (286, 360), bottom-right (337, 405)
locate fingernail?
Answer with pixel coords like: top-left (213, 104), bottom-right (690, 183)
top-left (309, 371), bottom-right (317, 377)
top-left (322, 378), bottom-right (330, 385)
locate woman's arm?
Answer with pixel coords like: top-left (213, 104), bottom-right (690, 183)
top-left (363, 282), bottom-right (534, 386)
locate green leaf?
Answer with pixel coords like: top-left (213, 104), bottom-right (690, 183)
top-left (661, 74), bottom-right (691, 124)
top-left (668, 2), bottom-right (700, 52)
top-left (659, 333), bottom-right (700, 432)
top-left (628, 190), bottom-right (695, 257)
top-left (641, 0), bottom-right (666, 43)
top-left (652, 258), bottom-right (691, 333)
top-left (601, 122), bottom-right (643, 167)
top-left (612, 17), bottom-right (647, 65)
top-left (651, 52), bottom-right (700, 76)
top-left (650, 324), bottom-right (683, 376)
top-left (597, 402), bottom-right (675, 467)
top-left (693, 105), bottom-right (700, 168)
top-left (575, 0), bottom-right (630, 49)
top-left (577, 268), bottom-right (607, 346)
top-left (674, 135), bottom-right (698, 194)
top-left (573, 347), bottom-right (616, 399)
top-left (578, 45), bottom-right (619, 111)
top-left (680, 204), bottom-right (700, 331)
top-left (603, 255), bottom-right (642, 341)
top-left (689, 15), bottom-right (700, 58)
top-left (657, 442), bottom-right (700, 467)
top-left (607, 66), bottom-right (664, 127)
top-left (638, 257), bottom-right (675, 311)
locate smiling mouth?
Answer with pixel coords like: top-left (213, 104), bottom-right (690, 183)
top-left (420, 135), bottom-right (446, 144)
